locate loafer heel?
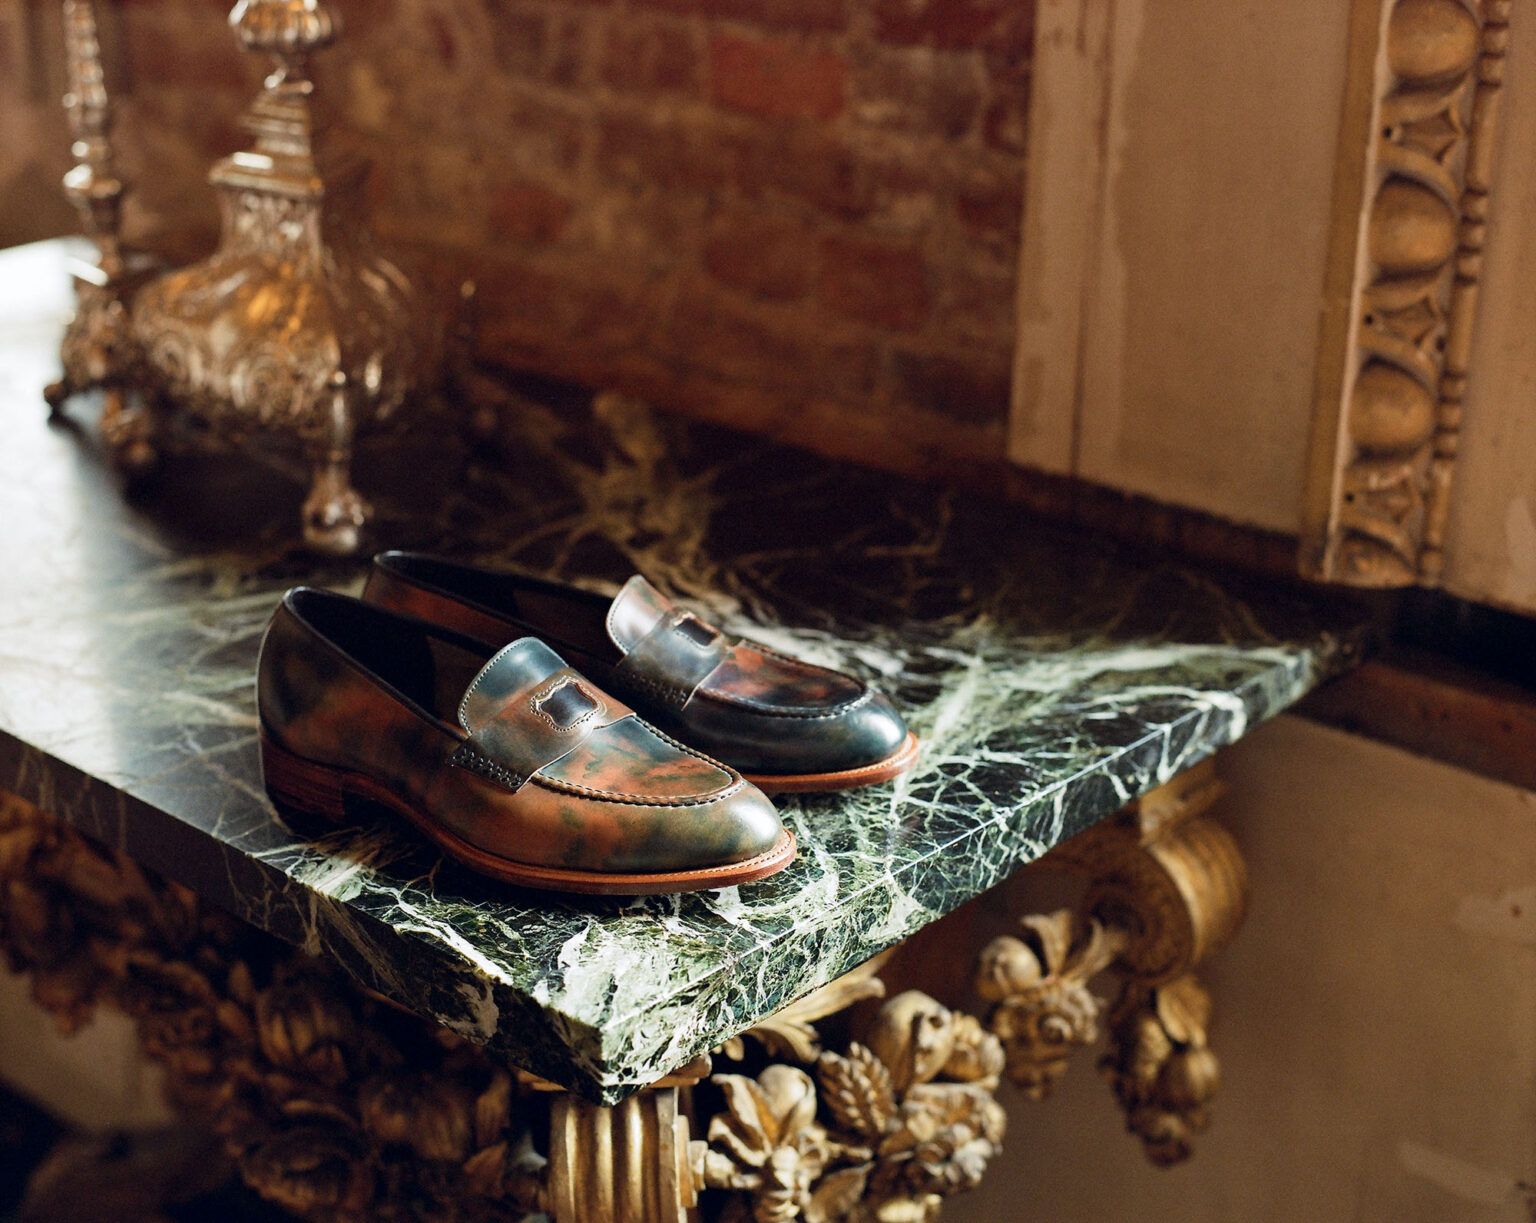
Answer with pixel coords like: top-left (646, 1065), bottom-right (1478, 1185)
top-left (260, 731), bottom-right (349, 824)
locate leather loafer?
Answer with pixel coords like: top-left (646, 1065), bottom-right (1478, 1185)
top-left (362, 553), bottom-right (920, 793)
top-left (256, 588), bottom-right (794, 894)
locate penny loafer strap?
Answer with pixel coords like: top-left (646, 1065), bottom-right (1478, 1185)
top-left (613, 609), bottom-right (732, 713)
top-left (453, 666), bottom-right (622, 793)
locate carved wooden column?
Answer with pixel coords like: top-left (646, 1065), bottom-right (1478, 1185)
top-left (545, 1086), bottom-right (698, 1222)
top-left (1302, 0), bottom-right (1511, 586)
top-left (520, 1055), bottom-right (710, 1223)
top-left (976, 758), bottom-right (1246, 1166)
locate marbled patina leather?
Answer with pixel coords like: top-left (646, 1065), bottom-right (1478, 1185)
top-left (363, 554), bottom-right (916, 787)
top-left (256, 589), bottom-right (790, 891)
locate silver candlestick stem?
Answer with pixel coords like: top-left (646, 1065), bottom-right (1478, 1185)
top-left (45, 0), bottom-right (154, 469)
top-left (58, 0), bottom-right (122, 279)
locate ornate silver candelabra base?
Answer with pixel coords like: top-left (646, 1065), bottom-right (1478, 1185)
top-left (50, 0), bottom-right (434, 557)
top-left (130, 142), bottom-right (428, 556)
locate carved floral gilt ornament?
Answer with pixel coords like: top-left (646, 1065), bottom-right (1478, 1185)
top-left (1303, 0), bottom-right (1511, 587)
top-left (974, 758), bottom-right (1245, 1167)
top-left (974, 910), bottom-right (1123, 1100)
top-left (697, 990), bottom-right (1007, 1223)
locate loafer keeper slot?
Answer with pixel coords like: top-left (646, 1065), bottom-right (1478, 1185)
top-left (614, 612), bottom-right (732, 713)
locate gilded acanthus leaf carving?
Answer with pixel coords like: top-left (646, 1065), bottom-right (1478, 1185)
top-left (697, 990), bottom-right (1005, 1223)
top-left (975, 909), bottom-right (1123, 1099)
top-left (1099, 975), bottom-right (1220, 1167)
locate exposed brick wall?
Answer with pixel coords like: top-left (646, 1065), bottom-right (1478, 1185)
top-left (0, 0), bottom-right (1032, 474)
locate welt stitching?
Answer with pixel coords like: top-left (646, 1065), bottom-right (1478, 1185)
top-left (747, 740), bottom-right (916, 782)
top-left (699, 687), bottom-right (876, 720)
top-left (671, 837), bottom-right (793, 876)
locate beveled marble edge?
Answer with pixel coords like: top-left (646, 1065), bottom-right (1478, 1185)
top-left (576, 643), bottom-right (1325, 1098)
top-left (0, 730), bottom-right (571, 1055)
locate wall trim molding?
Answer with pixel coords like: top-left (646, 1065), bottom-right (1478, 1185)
top-left (1301, 0), bottom-right (1511, 588)
top-left (1006, 0), bottom-right (1117, 476)
top-left (1297, 652), bottom-right (1536, 792)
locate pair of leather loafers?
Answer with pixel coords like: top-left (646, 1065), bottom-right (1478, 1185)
top-left (256, 555), bottom-right (918, 895)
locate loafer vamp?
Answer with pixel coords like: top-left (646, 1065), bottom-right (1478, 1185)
top-left (443, 638), bottom-right (784, 873)
top-left (699, 644), bottom-right (865, 714)
top-left (604, 577), bottom-right (910, 774)
top-left (537, 716), bottom-right (736, 801)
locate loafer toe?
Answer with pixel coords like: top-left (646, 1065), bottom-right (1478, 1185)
top-left (841, 690), bottom-right (911, 769)
top-left (711, 783), bottom-right (787, 866)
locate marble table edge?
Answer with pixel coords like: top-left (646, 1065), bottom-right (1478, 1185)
top-left (2, 631), bottom-right (1348, 1104)
top-left (584, 644), bottom-right (1334, 1097)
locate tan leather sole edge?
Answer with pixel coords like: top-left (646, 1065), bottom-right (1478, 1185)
top-left (260, 731), bottom-right (797, 895)
top-left (744, 731), bottom-right (921, 795)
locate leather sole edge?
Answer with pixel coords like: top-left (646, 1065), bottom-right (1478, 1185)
top-left (743, 731), bottom-right (921, 795)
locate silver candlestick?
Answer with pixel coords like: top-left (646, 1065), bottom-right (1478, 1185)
top-left (50, 0), bottom-right (436, 556)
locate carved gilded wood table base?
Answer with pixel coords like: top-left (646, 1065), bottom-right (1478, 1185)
top-left (0, 756), bottom-right (1245, 1222)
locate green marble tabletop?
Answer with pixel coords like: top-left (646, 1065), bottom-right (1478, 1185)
top-left (0, 239), bottom-right (1366, 1102)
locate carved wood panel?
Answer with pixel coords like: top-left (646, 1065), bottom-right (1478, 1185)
top-left (1302, 0), bottom-right (1511, 587)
